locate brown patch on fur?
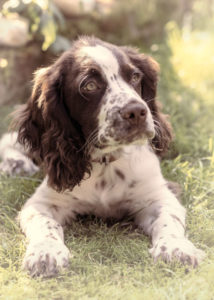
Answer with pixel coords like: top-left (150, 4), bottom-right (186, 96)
top-left (129, 180), bottom-right (137, 188)
top-left (121, 46), bottom-right (173, 156)
top-left (13, 55), bottom-right (91, 192)
top-left (52, 205), bottom-right (59, 212)
top-left (161, 245), bottom-right (167, 252)
top-left (100, 179), bottom-right (107, 189)
top-left (171, 214), bottom-right (185, 228)
top-left (115, 168), bottom-right (125, 180)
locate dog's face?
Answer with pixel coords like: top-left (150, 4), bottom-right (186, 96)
top-left (16, 37), bottom-right (172, 191)
top-left (70, 43), bottom-right (155, 152)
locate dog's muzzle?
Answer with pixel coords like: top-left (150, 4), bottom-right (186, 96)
top-left (112, 100), bottom-right (154, 141)
top-left (97, 98), bottom-right (155, 148)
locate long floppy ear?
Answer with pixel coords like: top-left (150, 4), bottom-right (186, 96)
top-left (14, 60), bottom-right (91, 192)
top-left (122, 47), bottom-right (173, 156)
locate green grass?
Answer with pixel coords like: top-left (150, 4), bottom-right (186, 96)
top-left (0, 26), bottom-right (214, 299)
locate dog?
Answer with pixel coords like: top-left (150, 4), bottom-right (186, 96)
top-left (0, 36), bottom-right (205, 277)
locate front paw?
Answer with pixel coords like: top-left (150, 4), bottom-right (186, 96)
top-left (23, 240), bottom-right (71, 277)
top-left (150, 237), bottom-right (205, 267)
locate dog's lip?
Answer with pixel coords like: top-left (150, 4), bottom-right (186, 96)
top-left (95, 132), bottom-right (155, 150)
top-left (95, 128), bottom-right (155, 150)
top-left (122, 128), bottom-right (155, 142)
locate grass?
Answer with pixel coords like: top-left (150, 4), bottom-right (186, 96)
top-left (0, 25), bottom-right (214, 299)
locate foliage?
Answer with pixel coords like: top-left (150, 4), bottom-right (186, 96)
top-left (166, 22), bottom-right (214, 104)
top-left (1, 0), bottom-right (70, 51)
top-left (1, 0), bottom-right (214, 52)
top-left (2, 0), bottom-right (212, 52)
top-left (191, 0), bottom-right (214, 30)
top-left (155, 21), bottom-right (214, 160)
top-left (60, 0), bottom-right (189, 47)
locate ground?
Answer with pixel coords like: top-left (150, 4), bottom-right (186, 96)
top-left (0, 26), bottom-right (214, 300)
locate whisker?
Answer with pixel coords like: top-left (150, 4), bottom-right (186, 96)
top-left (85, 134), bottom-right (99, 151)
top-left (154, 126), bottom-right (161, 139)
top-left (153, 119), bottom-right (161, 126)
top-left (150, 141), bottom-right (163, 152)
top-left (146, 98), bottom-right (155, 103)
top-left (77, 128), bottom-right (99, 152)
top-left (84, 133), bottom-right (98, 151)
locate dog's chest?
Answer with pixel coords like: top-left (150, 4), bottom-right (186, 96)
top-left (70, 160), bottom-right (131, 218)
top-left (66, 146), bottom-right (159, 218)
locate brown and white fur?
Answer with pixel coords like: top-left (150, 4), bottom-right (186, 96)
top-left (0, 37), bottom-right (205, 277)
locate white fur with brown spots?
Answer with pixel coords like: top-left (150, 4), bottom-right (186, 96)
top-left (0, 37), bottom-right (205, 277)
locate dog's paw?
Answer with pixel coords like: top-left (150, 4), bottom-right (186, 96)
top-left (0, 157), bottom-right (38, 176)
top-left (150, 237), bottom-right (205, 267)
top-left (23, 240), bottom-right (71, 277)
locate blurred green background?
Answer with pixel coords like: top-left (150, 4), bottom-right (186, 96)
top-left (1, 0), bottom-right (214, 108)
top-left (0, 1), bottom-right (214, 299)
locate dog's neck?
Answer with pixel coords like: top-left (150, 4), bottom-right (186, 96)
top-left (91, 140), bottom-right (150, 165)
top-left (91, 148), bottom-right (122, 165)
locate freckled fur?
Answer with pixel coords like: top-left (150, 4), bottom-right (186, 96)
top-left (0, 36), bottom-right (205, 277)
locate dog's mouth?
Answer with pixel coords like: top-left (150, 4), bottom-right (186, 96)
top-left (95, 128), bottom-right (155, 151)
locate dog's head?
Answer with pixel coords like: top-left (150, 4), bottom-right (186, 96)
top-left (16, 37), bottom-right (172, 191)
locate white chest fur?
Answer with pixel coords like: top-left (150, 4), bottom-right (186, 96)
top-left (34, 145), bottom-right (164, 221)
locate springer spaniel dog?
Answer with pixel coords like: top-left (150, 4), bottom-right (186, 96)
top-left (0, 36), bottom-right (205, 277)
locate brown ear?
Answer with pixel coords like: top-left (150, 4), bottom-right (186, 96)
top-left (12, 68), bottom-right (49, 158)
top-left (14, 61), bottom-right (91, 192)
top-left (122, 46), bottom-right (173, 156)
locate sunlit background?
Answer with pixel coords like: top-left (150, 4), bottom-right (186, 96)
top-left (1, 0), bottom-right (214, 107)
top-left (0, 1), bottom-right (214, 299)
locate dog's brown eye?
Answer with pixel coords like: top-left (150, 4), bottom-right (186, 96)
top-left (131, 73), bottom-right (141, 84)
top-left (84, 81), bottom-right (97, 92)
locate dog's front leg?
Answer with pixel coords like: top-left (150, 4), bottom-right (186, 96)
top-left (19, 185), bottom-right (71, 277)
top-left (134, 187), bottom-right (205, 266)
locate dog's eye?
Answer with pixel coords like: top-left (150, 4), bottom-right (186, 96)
top-left (84, 81), bottom-right (97, 92)
top-left (131, 73), bottom-right (141, 84)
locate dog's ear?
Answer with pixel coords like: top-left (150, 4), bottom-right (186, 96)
top-left (122, 47), bottom-right (172, 156)
top-left (14, 58), bottom-right (91, 192)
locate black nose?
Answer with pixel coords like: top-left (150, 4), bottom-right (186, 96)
top-left (120, 102), bottom-right (147, 126)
